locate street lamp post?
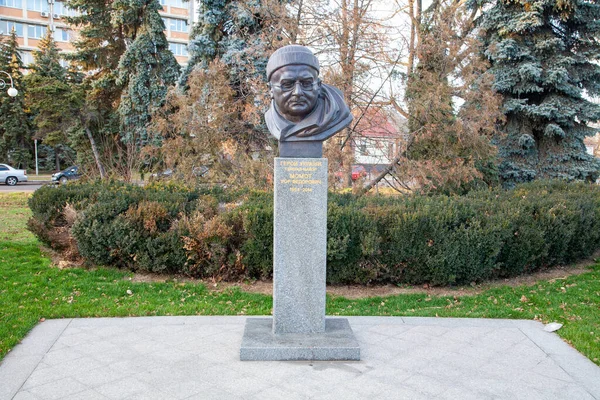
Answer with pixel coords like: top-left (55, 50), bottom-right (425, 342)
top-left (34, 139), bottom-right (39, 176)
top-left (0, 70), bottom-right (18, 97)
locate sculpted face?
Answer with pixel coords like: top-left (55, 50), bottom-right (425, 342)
top-left (270, 65), bottom-right (321, 123)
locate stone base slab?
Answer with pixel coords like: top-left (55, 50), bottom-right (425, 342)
top-left (240, 318), bottom-right (360, 361)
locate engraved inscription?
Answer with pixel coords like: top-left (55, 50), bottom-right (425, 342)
top-left (278, 160), bottom-right (324, 192)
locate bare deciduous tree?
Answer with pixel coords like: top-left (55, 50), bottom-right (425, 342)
top-left (360, 0), bottom-right (504, 195)
top-left (291, 0), bottom-right (405, 188)
top-left (146, 61), bottom-right (274, 189)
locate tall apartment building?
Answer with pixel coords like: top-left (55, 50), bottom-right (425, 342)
top-left (160, 0), bottom-right (194, 65)
top-left (0, 0), bottom-right (193, 67)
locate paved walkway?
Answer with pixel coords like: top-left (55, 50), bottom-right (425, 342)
top-left (1, 316), bottom-right (599, 400)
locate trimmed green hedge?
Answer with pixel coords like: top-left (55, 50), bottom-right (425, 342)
top-left (28, 180), bottom-right (600, 285)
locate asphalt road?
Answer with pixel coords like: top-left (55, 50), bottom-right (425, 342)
top-left (0, 181), bottom-right (49, 192)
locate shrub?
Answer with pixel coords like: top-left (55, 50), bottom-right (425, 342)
top-left (326, 203), bottom-right (380, 284)
top-left (26, 181), bottom-right (115, 253)
top-left (70, 183), bottom-right (198, 273)
top-left (179, 211), bottom-right (235, 277)
top-left (239, 199), bottom-right (273, 279)
top-left (27, 179), bottom-right (600, 285)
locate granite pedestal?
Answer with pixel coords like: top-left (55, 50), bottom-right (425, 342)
top-left (240, 157), bottom-right (360, 361)
top-left (240, 318), bottom-right (360, 361)
top-left (273, 158), bottom-right (328, 334)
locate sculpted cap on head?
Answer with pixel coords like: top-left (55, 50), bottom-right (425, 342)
top-left (267, 45), bottom-right (320, 80)
top-left (265, 45), bottom-right (352, 157)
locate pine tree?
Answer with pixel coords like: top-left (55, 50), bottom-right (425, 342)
top-left (24, 32), bottom-right (75, 171)
top-left (65, 0), bottom-right (126, 177)
top-left (0, 30), bottom-right (33, 168)
top-left (29, 31), bottom-right (65, 79)
top-left (481, 0), bottom-right (600, 186)
top-left (65, 0), bottom-right (126, 106)
top-left (113, 0), bottom-right (180, 151)
top-left (68, 0), bottom-right (178, 179)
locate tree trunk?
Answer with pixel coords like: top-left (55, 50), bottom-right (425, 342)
top-left (291, 0), bottom-right (303, 43)
top-left (360, 132), bottom-right (417, 195)
top-left (406, 0), bottom-right (422, 87)
top-left (85, 127), bottom-right (106, 179)
top-left (344, 133), bottom-right (354, 187)
top-left (55, 146), bottom-right (60, 171)
top-left (360, 154), bottom-right (401, 195)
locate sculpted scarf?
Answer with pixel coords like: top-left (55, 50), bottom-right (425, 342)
top-left (265, 84), bottom-right (352, 142)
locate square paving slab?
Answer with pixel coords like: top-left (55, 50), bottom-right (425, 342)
top-left (1, 316), bottom-right (599, 399)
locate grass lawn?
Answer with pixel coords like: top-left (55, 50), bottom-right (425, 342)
top-left (1, 192), bottom-right (599, 366)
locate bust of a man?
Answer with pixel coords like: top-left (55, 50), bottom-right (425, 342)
top-left (265, 45), bottom-right (353, 157)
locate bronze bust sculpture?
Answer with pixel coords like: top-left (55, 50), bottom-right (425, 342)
top-left (265, 45), bottom-right (353, 157)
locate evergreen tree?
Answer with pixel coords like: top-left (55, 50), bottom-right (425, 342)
top-left (65, 0), bottom-right (126, 177)
top-left (113, 0), bottom-right (180, 150)
top-left (481, 0), bottom-right (600, 186)
top-left (181, 0), bottom-right (290, 149)
top-left (182, 0), bottom-right (280, 85)
top-left (66, 0), bottom-right (138, 177)
top-left (24, 32), bottom-right (76, 171)
top-left (65, 0), bottom-right (126, 106)
top-left (26, 28), bottom-right (106, 176)
top-left (0, 30), bottom-right (33, 168)
top-left (29, 31), bottom-right (65, 79)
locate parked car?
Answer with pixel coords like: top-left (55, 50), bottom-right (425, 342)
top-left (0, 164), bottom-right (28, 186)
top-left (335, 165), bottom-right (368, 181)
top-left (352, 165), bottom-right (367, 180)
top-left (52, 166), bottom-right (81, 185)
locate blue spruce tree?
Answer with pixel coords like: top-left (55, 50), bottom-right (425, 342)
top-left (181, 0), bottom-right (285, 86)
top-left (180, 0), bottom-right (289, 148)
top-left (481, 0), bottom-right (600, 186)
top-left (113, 0), bottom-right (180, 148)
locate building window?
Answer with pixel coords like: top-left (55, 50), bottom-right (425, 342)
top-left (53, 0), bottom-right (64, 14)
top-left (26, 0), bottom-right (48, 12)
top-left (20, 50), bottom-right (33, 65)
top-left (52, 1), bottom-right (77, 17)
top-left (169, 42), bottom-right (188, 57)
top-left (169, 18), bottom-right (188, 33)
top-left (27, 24), bottom-right (46, 39)
top-left (0, 21), bottom-right (24, 36)
top-left (163, 0), bottom-right (186, 8)
top-left (0, 0), bottom-right (23, 9)
top-left (358, 139), bottom-right (368, 155)
top-left (54, 27), bottom-right (69, 42)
